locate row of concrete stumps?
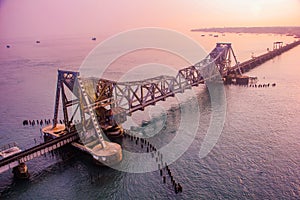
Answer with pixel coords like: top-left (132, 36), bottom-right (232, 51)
top-left (123, 131), bottom-right (183, 194)
top-left (22, 119), bottom-right (61, 126)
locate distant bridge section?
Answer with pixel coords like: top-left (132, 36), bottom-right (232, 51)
top-left (230, 40), bottom-right (300, 74)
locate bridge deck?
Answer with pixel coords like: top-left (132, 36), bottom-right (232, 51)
top-left (232, 40), bottom-right (300, 73)
top-left (0, 131), bottom-right (79, 173)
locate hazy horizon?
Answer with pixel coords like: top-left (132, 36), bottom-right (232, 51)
top-left (1, 0), bottom-right (300, 40)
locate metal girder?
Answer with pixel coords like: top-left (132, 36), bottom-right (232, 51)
top-left (52, 43), bottom-right (238, 128)
top-left (53, 70), bottom-right (80, 129)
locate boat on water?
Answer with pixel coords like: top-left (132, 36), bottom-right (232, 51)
top-left (0, 142), bottom-right (22, 158)
top-left (214, 35), bottom-right (219, 37)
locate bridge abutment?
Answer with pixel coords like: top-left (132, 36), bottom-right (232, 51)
top-left (12, 162), bottom-right (29, 179)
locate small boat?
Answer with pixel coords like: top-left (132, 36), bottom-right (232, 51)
top-left (92, 37), bottom-right (96, 41)
top-left (201, 34), bottom-right (205, 37)
top-left (0, 142), bottom-right (22, 158)
top-left (6, 45), bottom-right (10, 48)
top-left (214, 35), bottom-right (219, 37)
top-left (36, 40), bottom-right (40, 44)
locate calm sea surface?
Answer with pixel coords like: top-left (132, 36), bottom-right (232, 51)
top-left (0, 33), bottom-right (299, 199)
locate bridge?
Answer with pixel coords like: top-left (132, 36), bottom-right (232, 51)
top-left (1, 40), bottom-right (299, 176)
top-left (0, 131), bottom-right (79, 173)
top-left (230, 40), bottom-right (300, 74)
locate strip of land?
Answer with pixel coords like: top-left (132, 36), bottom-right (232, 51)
top-left (191, 27), bottom-right (300, 38)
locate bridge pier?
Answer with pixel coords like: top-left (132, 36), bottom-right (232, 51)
top-left (12, 162), bottom-right (29, 179)
top-left (224, 74), bottom-right (249, 85)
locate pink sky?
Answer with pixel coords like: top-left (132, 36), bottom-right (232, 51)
top-left (1, 0), bottom-right (300, 39)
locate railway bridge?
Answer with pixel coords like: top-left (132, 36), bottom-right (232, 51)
top-left (1, 40), bottom-right (299, 176)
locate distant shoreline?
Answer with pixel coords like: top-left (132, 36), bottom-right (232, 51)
top-left (191, 27), bottom-right (300, 38)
